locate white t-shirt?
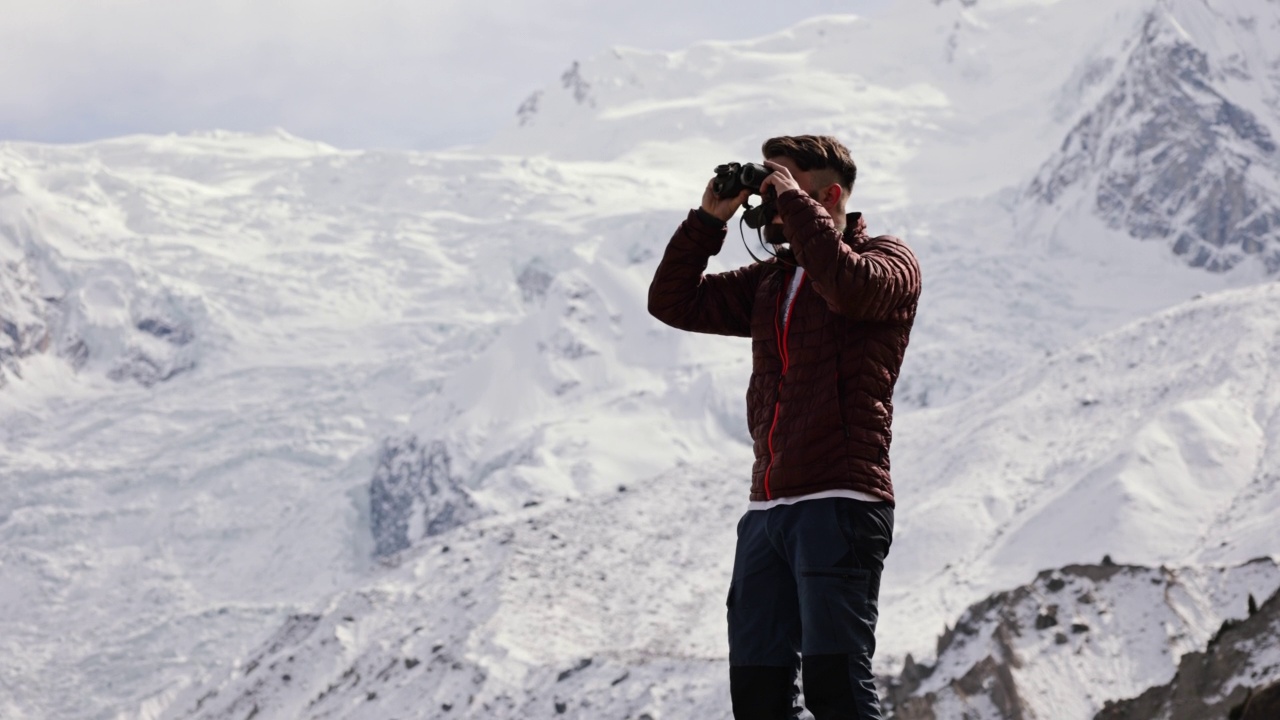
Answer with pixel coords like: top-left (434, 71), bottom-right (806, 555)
top-left (782, 267), bottom-right (805, 325)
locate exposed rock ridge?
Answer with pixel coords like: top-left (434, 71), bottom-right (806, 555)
top-left (1029, 8), bottom-right (1280, 272)
top-left (884, 558), bottom-right (1280, 720)
top-left (0, 253), bottom-right (51, 387)
top-left (1094, 580), bottom-right (1280, 720)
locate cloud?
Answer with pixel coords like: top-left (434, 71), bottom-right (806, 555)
top-left (0, 0), bottom-right (888, 150)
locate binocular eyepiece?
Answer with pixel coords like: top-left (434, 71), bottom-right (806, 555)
top-left (713, 162), bottom-right (777, 229)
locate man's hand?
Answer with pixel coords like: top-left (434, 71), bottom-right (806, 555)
top-left (759, 160), bottom-right (801, 198)
top-left (702, 180), bottom-right (751, 223)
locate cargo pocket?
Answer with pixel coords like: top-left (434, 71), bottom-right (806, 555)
top-left (833, 498), bottom-right (891, 579)
top-left (797, 568), bottom-right (874, 657)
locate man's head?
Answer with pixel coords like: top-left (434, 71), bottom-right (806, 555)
top-left (761, 135), bottom-right (856, 243)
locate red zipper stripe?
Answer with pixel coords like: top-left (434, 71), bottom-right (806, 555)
top-left (761, 271), bottom-right (805, 501)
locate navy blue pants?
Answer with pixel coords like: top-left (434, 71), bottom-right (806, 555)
top-left (726, 498), bottom-right (893, 719)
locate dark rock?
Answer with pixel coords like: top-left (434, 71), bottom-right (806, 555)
top-left (1036, 606), bottom-right (1059, 630)
top-left (241, 614), bottom-right (321, 679)
top-left (557, 658), bottom-right (593, 682)
top-left (517, 261), bottom-right (554, 303)
top-left (517, 91), bottom-right (543, 127)
top-left (136, 317), bottom-right (193, 345)
top-left (1236, 679), bottom-right (1280, 720)
top-left (560, 61), bottom-right (593, 105)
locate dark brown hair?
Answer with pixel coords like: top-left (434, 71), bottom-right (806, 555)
top-left (762, 135), bottom-right (857, 192)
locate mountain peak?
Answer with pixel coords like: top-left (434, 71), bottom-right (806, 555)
top-left (1027, 1), bottom-right (1280, 272)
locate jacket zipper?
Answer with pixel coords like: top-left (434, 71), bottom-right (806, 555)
top-left (762, 270), bottom-right (805, 500)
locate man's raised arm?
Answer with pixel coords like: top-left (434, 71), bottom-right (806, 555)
top-left (774, 190), bottom-right (920, 323)
top-left (647, 182), bottom-right (762, 337)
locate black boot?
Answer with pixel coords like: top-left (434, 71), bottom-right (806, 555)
top-left (730, 665), bottom-right (802, 720)
top-left (802, 653), bottom-right (882, 720)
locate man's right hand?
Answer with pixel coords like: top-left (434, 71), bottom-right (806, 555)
top-left (701, 180), bottom-right (752, 223)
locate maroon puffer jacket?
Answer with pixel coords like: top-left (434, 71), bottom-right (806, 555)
top-left (648, 189), bottom-right (921, 503)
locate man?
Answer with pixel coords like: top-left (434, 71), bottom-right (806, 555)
top-left (648, 135), bottom-right (921, 719)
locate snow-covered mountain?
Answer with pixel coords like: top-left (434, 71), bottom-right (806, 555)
top-left (0, 134), bottom-right (696, 719)
top-left (1027, 0), bottom-right (1280, 273)
top-left (3, 0), bottom-right (1280, 718)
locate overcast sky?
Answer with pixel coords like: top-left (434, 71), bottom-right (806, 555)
top-left (0, 0), bottom-right (891, 151)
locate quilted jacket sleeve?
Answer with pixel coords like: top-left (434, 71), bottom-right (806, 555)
top-left (778, 190), bottom-right (921, 323)
top-left (647, 210), bottom-right (763, 337)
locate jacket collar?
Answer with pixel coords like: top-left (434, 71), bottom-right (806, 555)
top-left (767, 211), bottom-right (868, 266)
top-left (846, 211), bottom-right (868, 240)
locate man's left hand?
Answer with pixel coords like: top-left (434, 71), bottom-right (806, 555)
top-left (760, 160), bottom-right (801, 197)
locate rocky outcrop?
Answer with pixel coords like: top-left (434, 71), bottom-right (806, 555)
top-left (883, 559), bottom-right (1280, 720)
top-left (1094, 584), bottom-right (1280, 720)
top-left (559, 61), bottom-right (594, 107)
top-left (368, 437), bottom-right (479, 558)
top-left (2, 209), bottom-right (200, 388)
top-left (1236, 679), bottom-right (1280, 720)
top-left (105, 297), bottom-right (199, 386)
top-left (0, 255), bottom-right (51, 387)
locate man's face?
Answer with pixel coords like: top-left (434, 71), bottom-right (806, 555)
top-left (763, 155), bottom-right (821, 245)
top-left (763, 223), bottom-right (788, 245)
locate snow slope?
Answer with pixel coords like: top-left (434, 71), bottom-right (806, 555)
top-left (0, 133), bottom-right (714, 718)
top-left (156, 281), bottom-right (1280, 720)
top-left (154, 458), bottom-right (750, 720)
top-left (883, 280), bottom-right (1280, 658)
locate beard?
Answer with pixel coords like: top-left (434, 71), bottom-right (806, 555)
top-left (763, 224), bottom-right (788, 245)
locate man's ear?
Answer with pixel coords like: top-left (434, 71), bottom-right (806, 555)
top-left (822, 183), bottom-right (844, 207)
